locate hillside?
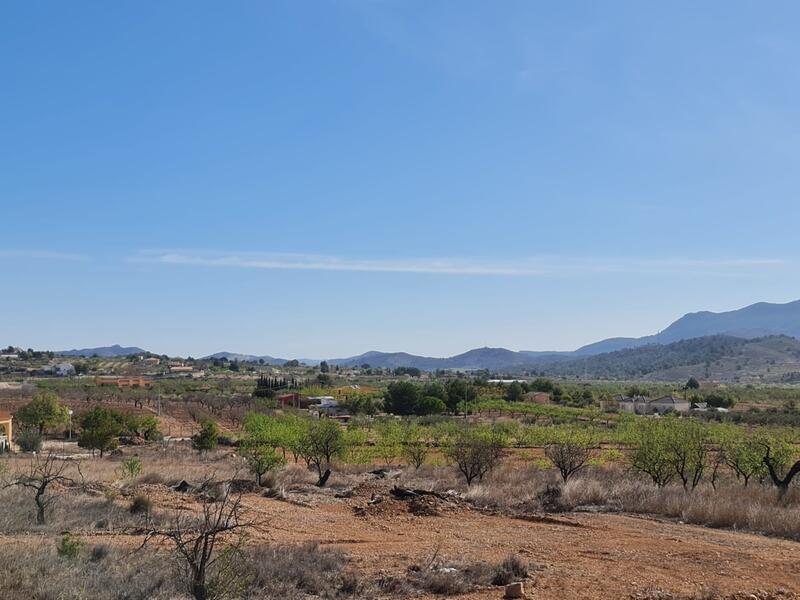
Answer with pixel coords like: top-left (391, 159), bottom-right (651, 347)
top-left (539, 334), bottom-right (800, 383)
top-left (57, 344), bottom-right (148, 357)
top-left (51, 299), bottom-right (800, 373)
top-left (203, 351), bottom-right (288, 365)
top-left (577, 299), bottom-right (800, 355)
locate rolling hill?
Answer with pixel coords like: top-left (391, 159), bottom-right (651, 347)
top-left (574, 299), bottom-right (800, 355)
top-left (57, 344), bottom-right (149, 357)
top-left (60, 299), bottom-right (800, 376)
top-left (538, 335), bottom-right (800, 383)
top-left (202, 352), bottom-right (288, 365)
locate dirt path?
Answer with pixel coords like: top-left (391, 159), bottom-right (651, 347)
top-left (241, 494), bottom-right (800, 599)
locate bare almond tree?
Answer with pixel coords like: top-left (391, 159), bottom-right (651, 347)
top-left (139, 480), bottom-right (251, 600)
top-left (3, 451), bottom-right (79, 524)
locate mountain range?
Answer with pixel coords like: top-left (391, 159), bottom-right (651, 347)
top-left (57, 344), bottom-right (149, 357)
top-left (323, 299), bottom-right (800, 371)
top-left (52, 299), bottom-right (800, 377)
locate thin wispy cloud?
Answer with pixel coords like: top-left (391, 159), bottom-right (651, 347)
top-left (135, 250), bottom-right (787, 277)
top-left (0, 250), bottom-right (89, 262)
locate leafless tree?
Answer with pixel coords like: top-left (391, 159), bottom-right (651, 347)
top-left (3, 451), bottom-right (80, 524)
top-left (139, 480), bottom-right (252, 600)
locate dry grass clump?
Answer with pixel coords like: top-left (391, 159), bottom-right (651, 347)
top-left (245, 541), bottom-right (360, 599)
top-left (0, 539), bottom-right (179, 600)
top-left (397, 461), bottom-right (800, 541)
top-left (559, 473), bottom-right (800, 540)
top-left (396, 464), bottom-right (474, 499)
top-left (406, 553), bottom-right (533, 596)
top-left (0, 486), bottom-right (153, 534)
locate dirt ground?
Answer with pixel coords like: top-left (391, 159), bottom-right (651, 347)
top-left (2, 452), bottom-right (800, 599)
top-left (243, 498), bottom-right (799, 598)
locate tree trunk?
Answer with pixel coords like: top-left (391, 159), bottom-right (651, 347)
top-left (35, 491), bottom-right (46, 525)
top-left (316, 469), bottom-right (331, 487)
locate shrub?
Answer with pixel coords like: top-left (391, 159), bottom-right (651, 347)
top-left (90, 544), bottom-right (110, 562)
top-left (119, 456), bottom-right (142, 479)
top-left (192, 420), bottom-right (219, 454)
top-left (15, 429), bottom-right (42, 453)
top-left (490, 555), bottom-right (529, 586)
top-left (247, 542), bottom-right (351, 597)
top-left (56, 533), bottom-right (82, 559)
top-left (129, 495), bottom-right (152, 516)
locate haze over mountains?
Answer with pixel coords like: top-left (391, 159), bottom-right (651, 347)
top-left (53, 300), bottom-right (800, 376)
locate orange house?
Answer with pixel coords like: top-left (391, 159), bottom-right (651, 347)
top-left (95, 376), bottom-right (152, 388)
top-left (0, 411), bottom-right (12, 451)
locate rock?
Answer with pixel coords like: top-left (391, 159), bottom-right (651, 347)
top-left (504, 582), bottom-right (526, 599)
top-left (173, 480), bottom-right (193, 493)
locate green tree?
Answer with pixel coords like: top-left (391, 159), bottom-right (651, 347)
top-left (543, 427), bottom-right (594, 482)
top-left (375, 420), bottom-right (403, 465)
top-left (384, 381), bottom-right (420, 415)
top-left (530, 378), bottom-right (554, 393)
top-left (421, 382), bottom-right (447, 402)
top-left (302, 419), bottom-right (348, 485)
top-left (443, 426), bottom-right (506, 486)
top-left (192, 420), bottom-right (219, 455)
top-left (445, 379), bottom-right (477, 414)
top-left (665, 419), bottom-right (708, 490)
top-left (239, 444), bottom-right (285, 485)
top-left (416, 395), bottom-right (446, 416)
top-left (400, 424), bottom-right (429, 469)
top-left (506, 382), bottom-right (525, 403)
top-left (628, 419), bottom-right (674, 487)
top-left (78, 407), bottom-right (124, 457)
top-left (319, 360), bottom-right (330, 373)
top-left (15, 392), bottom-right (69, 436)
top-left (124, 415), bottom-right (162, 440)
top-left (755, 430), bottom-right (800, 495)
top-left (717, 427), bottom-right (765, 487)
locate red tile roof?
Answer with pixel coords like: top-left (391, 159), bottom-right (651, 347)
top-left (0, 411), bottom-right (12, 421)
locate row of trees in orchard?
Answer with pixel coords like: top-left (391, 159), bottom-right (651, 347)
top-left (623, 418), bottom-right (800, 494)
top-left (239, 413), bottom-right (349, 486)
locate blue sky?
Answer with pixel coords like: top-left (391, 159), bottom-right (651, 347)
top-left (2, 1), bottom-right (800, 358)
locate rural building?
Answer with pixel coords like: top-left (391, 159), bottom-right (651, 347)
top-left (617, 394), bottom-right (691, 415)
top-left (524, 391), bottom-right (551, 404)
top-left (142, 357), bottom-right (160, 366)
top-left (0, 411), bottom-right (12, 451)
top-left (169, 365), bottom-right (194, 373)
top-left (95, 376), bottom-right (153, 388)
top-left (616, 395), bottom-right (651, 414)
top-left (45, 362), bottom-right (76, 377)
top-left (649, 396), bottom-right (691, 414)
top-left (308, 396), bottom-right (347, 417)
top-left (308, 396), bottom-right (338, 409)
top-left (277, 392), bottom-right (311, 409)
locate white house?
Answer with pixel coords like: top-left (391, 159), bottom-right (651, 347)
top-left (53, 363), bottom-right (76, 377)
